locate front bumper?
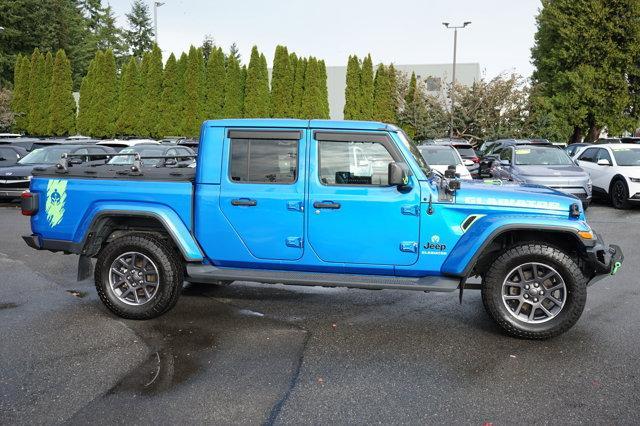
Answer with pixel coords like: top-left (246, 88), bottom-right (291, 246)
top-left (584, 233), bottom-right (624, 286)
top-left (0, 189), bottom-right (26, 198)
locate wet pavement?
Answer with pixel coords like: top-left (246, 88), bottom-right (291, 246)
top-left (0, 202), bottom-right (639, 424)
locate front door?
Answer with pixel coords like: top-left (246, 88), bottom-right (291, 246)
top-left (219, 129), bottom-right (306, 261)
top-left (307, 131), bottom-right (421, 266)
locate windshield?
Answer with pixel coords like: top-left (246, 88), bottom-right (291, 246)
top-left (514, 146), bottom-right (574, 166)
top-left (108, 146), bottom-right (166, 165)
top-left (18, 147), bottom-right (70, 165)
top-left (396, 130), bottom-right (430, 175)
top-left (610, 147), bottom-right (640, 166)
top-left (418, 146), bottom-right (461, 166)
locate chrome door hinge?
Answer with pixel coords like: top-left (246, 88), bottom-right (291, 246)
top-left (286, 236), bottom-right (303, 248)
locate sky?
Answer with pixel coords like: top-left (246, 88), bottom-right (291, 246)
top-left (108, 0), bottom-right (542, 79)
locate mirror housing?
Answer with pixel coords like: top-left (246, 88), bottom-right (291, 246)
top-left (597, 158), bottom-right (611, 166)
top-left (444, 165), bottom-right (457, 179)
top-left (388, 162), bottom-right (409, 188)
top-left (463, 159), bottom-right (474, 167)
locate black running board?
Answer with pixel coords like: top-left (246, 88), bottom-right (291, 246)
top-left (186, 264), bottom-right (461, 292)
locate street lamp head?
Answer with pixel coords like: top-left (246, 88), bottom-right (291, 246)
top-left (463, 21), bottom-right (472, 27)
top-left (442, 22), bottom-right (450, 28)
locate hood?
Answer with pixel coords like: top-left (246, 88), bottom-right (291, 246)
top-left (0, 164), bottom-right (45, 177)
top-left (513, 164), bottom-right (587, 178)
top-left (455, 179), bottom-right (580, 212)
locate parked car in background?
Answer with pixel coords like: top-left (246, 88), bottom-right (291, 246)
top-left (565, 143), bottom-right (591, 158)
top-left (159, 136), bottom-right (186, 145)
top-left (620, 137), bottom-right (640, 144)
top-left (478, 139), bottom-right (553, 178)
top-left (417, 145), bottom-right (472, 179)
top-left (108, 144), bottom-right (195, 167)
top-left (96, 139), bottom-right (159, 151)
top-left (595, 137), bottom-right (621, 144)
top-left (0, 133), bottom-right (22, 139)
top-left (491, 144), bottom-right (592, 207)
top-left (0, 145), bottom-right (28, 167)
top-left (178, 138), bottom-right (199, 153)
top-left (0, 137), bottom-right (46, 152)
top-left (575, 144), bottom-right (640, 209)
top-left (0, 144), bottom-right (114, 200)
top-left (430, 138), bottom-right (479, 177)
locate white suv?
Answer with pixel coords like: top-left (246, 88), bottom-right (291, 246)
top-left (575, 143), bottom-right (640, 209)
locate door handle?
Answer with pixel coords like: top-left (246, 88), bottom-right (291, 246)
top-left (231, 198), bottom-right (257, 207)
top-left (313, 201), bottom-right (341, 209)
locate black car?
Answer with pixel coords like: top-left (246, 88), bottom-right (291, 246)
top-left (0, 144), bottom-right (114, 200)
top-left (178, 138), bottom-right (199, 153)
top-left (431, 138), bottom-right (480, 177)
top-left (0, 145), bottom-right (28, 167)
top-left (477, 138), bottom-right (553, 178)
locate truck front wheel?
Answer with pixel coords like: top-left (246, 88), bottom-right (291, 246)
top-left (95, 233), bottom-right (184, 319)
top-left (481, 243), bottom-right (587, 339)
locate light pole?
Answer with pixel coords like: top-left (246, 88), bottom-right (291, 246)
top-left (442, 21), bottom-right (471, 139)
top-left (153, 2), bottom-right (165, 45)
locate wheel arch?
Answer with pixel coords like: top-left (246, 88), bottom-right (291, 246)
top-left (608, 174), bottom-right (628, 193)
top-left (79, 210), bottom-right (203, 262)
top-left (442, 223), bottom-right (589, 278)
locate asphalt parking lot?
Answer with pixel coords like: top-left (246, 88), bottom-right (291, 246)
top-left (0, 201), bottom-right (639, 425)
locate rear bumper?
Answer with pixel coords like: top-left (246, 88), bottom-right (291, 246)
top-left (22, 234), bottom-right (81, 254)
top-left (0, 189), bottom-right (26, 198)
top-left (584, 233), bottom-right (624, 286)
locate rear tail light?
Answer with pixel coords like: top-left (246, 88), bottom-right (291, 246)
top-left (21, 191), bottom-right (39, 216)
top-left (471, 157), bottom-right (480, 163)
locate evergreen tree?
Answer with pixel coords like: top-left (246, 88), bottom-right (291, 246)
top-left (91, 49), bottom-right (118, 137)
top-left (182, 46), bottom-right (206, 138)
top-left (11, 55), bottom-right (30, 133)
top-left (139, 45), bottom-right (163, 137)
top-left (360, 54), bottom-right (374, 120)
top-left (116, 56), bottom-right (141, 136)
top-left (77, 52), bottom-right (100, 135)
top-left (158, 53), bottom-right (181, 136)
top-left (201, 34), bottom-right (216, 62)
top-left (402, 72), bottom-right (419, 137)
top-left (373, 64), bottom-right (395, 123)
top-left (27, 49), bottom-right (47, 135)
top-left (48, 50), bottom-right (76, 136)
top-left (300, 57), bottom-right (320, 119)
top-left (97, 5), bottom-right (130, 67)
top-left (228, 43), bottom-right (241, 63)
top-left (318, 59), bottom-right (330, 119)
top-left (270, 45), bottom-right (292, 117)
top-left (404, 72), bottom-right (417, 106)
top-left (43, 51), bottom-right (54, 129)
top-left (243, 46), bottom-right (270, 118)
top-left (343, 55), bottom-right (361, 120)
top-left (205, 47), bottom-right (226, 119)
top-left (288, 53), bottom-right (298, 117)
top-left (222, 55), bottom-right (244, 118)
top-left (290, 57), bottom-right (307, 118)
top-left (125, 0), bottom-right (154, 58)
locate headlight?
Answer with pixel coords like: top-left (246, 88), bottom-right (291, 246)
top-left (630, 177), bottom-right (640, 183)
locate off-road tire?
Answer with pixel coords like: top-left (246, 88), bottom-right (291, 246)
top-left (481, 243), bottom-right (588, 339)
top-left (95, 233), bottom-right (184, 319)
top-left (610, 178), bottom-right (631, 209)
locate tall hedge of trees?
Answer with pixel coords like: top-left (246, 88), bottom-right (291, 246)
top-left (11, 42), bottom-right (331, 138)
top-left (343, 54), bottom-right (396, 123)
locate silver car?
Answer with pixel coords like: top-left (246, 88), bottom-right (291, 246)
top-left (491, 144), bottom-right (592, 207)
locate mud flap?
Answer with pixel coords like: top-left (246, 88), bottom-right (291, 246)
top-left (77, 255), bottom-right (93, 281)
top-left (458, 277), bottom-right (467, 304)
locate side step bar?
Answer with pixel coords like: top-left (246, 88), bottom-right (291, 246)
top-left (186, 264), bottom-right (461, 292)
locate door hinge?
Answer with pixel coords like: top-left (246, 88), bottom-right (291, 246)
top-left (287, 200), bottom-right (304, 212)
top-left (401, 205), bottom-right (420, 216)
top-left (286, 236), bottom-right (303, 248)
top-left (399, 241), bottom-right (418, 253)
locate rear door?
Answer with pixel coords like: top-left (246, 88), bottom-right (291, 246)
top-left (307, 130), bottom-right (421, 267)
top-left (219, 129), bottom-right (306, 261)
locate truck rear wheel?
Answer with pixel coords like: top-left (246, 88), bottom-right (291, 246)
top-left (481, 243), bottom-right (587, 339)
top-left (95, 233), bottom-right (184, 319)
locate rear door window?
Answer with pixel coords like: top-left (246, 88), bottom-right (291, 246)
top-left (229, 139), bottom-right (298, 184)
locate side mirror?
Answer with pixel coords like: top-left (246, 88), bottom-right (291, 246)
top-left (388, 162), bottom-right (409, 187)
top-left (597, 159), bottom-right (610, 166)
top-left (444, 165), bottom-right (457, 179)
top-left (463, 159), bottom-right (474, 166)
top-left (500, 159), bottom-right (511, 166)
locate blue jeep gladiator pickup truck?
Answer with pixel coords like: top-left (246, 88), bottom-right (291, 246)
top-left (20, 119), bottom-right (623, 339)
